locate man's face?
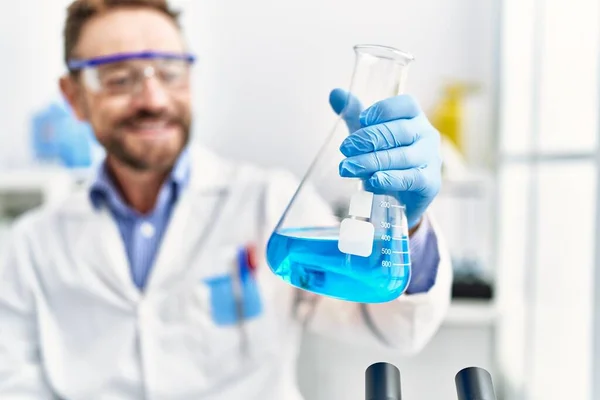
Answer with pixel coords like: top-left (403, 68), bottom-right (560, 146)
top-left (62, 8), bottom-right (192, 172)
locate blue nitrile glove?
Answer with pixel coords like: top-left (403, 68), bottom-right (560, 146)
top-left (329, 89), bottom-right (442, 230)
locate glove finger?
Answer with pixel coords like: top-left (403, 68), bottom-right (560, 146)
top-left (339, 141), bottom-right (429, 178)
top-left (364, 168), bottom-right (429, 193)
top-left (329, 88), bottom-right (364, 133)
top-left (359, 94), bottom-right (421, 126)
top-left (340, 115), bottom-right (430, 157)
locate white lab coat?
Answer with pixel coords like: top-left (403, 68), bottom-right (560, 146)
top-left (0, 146), bottom-right (452, 400)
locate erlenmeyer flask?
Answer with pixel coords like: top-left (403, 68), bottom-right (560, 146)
top-left (266, 44), bottom-right (415, 303)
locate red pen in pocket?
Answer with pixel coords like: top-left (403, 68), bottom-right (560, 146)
top-left (238, 243), bottom-right (258, 281)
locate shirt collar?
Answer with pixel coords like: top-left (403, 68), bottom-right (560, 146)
top-left (89, 146), bottom-right (192, 212)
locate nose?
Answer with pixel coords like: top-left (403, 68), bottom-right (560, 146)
top-left (131, 77), bottom-right (170, 110)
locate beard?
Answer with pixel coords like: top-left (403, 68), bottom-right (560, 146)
top-left (101, 108), bottom-right (191, 172)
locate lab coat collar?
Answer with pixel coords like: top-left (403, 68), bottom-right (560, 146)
top-left (187, 144), bottom-right (233, 193)
top-left (60, 144), bottom-right (231, 217)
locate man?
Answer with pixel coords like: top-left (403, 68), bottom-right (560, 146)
top-left (0, 1), bottom-right (451, 399)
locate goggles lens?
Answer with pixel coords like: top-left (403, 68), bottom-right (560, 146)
top-left (68, 51), bottom-right (196, 95)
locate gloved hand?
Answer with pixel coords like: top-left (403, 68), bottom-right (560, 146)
top-left (329, 89), bottom-right (442, 230)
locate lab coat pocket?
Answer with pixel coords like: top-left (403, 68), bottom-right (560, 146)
top-left (204, 274), bottom-right (262, 326)
top-left (200, 271), bottom-right (279, 381)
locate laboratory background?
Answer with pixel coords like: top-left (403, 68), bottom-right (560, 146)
top-left (0, 0), bottom-right (598, 399)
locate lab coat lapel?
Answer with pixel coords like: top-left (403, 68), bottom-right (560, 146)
top-left (68, 196), bottom-right (141, 304)
top-left (145, 146), bottom-right (234, 291)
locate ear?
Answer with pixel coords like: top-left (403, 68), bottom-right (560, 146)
top-left (59, 74), bottom-right (87, 121)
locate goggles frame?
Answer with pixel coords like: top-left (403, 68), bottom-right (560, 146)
top-left (67, 50), bottom-right (196, 71)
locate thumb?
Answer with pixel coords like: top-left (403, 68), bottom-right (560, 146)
top-left (329, 88), bottom-right (364, 133)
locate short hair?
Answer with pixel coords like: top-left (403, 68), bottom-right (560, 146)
top-left (64, 0), bottom-right (181, 66)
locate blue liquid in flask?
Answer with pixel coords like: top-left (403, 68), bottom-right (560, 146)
top-left (266, 227), bottom-right (411, 303)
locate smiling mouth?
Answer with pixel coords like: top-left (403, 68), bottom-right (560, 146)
top-left (126, 120), bottom-right (178, 136)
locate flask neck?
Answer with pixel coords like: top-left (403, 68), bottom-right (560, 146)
top-left (345, 46), bottom-right (413, 115)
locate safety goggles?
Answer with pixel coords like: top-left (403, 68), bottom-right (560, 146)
top-left (67, 51), bottom-right (197, 96)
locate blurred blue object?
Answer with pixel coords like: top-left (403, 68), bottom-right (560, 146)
top-left (56, 117), bottom-right (94, 168)
top-left (31, 102), bottom-right (67, 162)
top-left (31, 100), bottom-right (104, 168)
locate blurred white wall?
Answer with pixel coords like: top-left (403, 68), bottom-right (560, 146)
top-left (0, 0), bottom-right (496, 174)
top-left (184, 0), bottom-right (496, 174)
top-left (0, 0), bottom-right (72, 167)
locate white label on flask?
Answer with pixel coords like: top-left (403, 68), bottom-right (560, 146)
top-left (338, 218), bottom-right (375, 257)
top-left (348, 191), bottom-right (374, 219)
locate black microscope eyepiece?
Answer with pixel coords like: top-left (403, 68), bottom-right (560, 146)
top-left (455, 366), bottom-right (497, 400)
top-left (365, 362), bottom-right (402, 400)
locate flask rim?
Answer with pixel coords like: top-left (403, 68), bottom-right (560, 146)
top-left (353, 44), bottom-right (415, 64)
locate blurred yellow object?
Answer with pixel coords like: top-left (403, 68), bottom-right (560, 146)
top-left (430, 82), bottom-right (478, 155)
